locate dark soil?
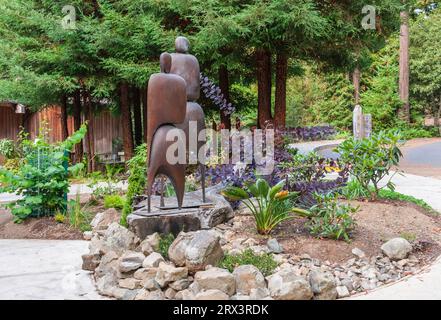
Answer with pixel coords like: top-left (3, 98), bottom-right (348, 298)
top-left (232, 199), bottom-right (441, 264)
top-left (0, 201), bottom-right (106, 240)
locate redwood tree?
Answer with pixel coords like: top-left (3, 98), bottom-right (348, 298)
top-left (274, 53), bottom-right (288, 128)
top-left (218, 65), bottom-right (231, 129)
top-left (399, 10), bottom-right (410, 122)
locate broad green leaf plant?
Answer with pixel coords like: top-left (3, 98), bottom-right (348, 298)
top-left (337, 130), bottom-right (403, 201)
top-left (222, 178), bottom-right (308, 235)
top-left (0, 124), bottom-right (87, 222)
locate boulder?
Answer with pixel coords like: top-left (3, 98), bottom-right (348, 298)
top-left (137, 290), bottom-right (165, 300)
top-left (194, 267), bottom-right (236, 296)
top-left (103, 222), bottom-right (138, 254)
top-left (140, 233), bottom-right (161, 255)
top-left (267, 238), bottom-right (284, 254)
top-left (118, 251), bottom-right (145, 273)
top-left (142, 252), bottom-right (165, 268)
top-left (168, 232), bottom-right (193, 266)
top-left (168, 230), bottom-right (224, 271)
top-left (169, 279), bottom-right (191, 291)
top-left (164, 288), bottom-right (177, 299)
top-left (95, 251), bottom-right (119, 278)
top-left (309, 270), bottom-right (337, 300)
top-left (134, 267), bottom-right (157, 281)
top-left (381, 238), bottom-right (412, 260)
top-left (336, 286), bottom-right (350, 298)
top-left (267, 269), bottom-right (313, 300)
top-left (91, 208), bottom-right (120, 231)
top-left (81, 253), bottom-right (100, 271)
top-left (232, 265), bottom-right (266, 295)
top-left (90, 208), bottom-right (121, 231)
top-left (89, 237), bottom-right (108, 256)
top-left (112, 288), bottom-right (139, 300)
top-left (250, 288), bottom-right (270, 300)
top-left (118, 278), bottom-right (142, 290)
top-left (155, 262), bottom-right (188, 288)
top-left (175, 289), bottom-right (196, 300)
top-left (96, 273), bottom-right (118, 297)
top-left (195, 289), bottom-right (229, 300)
top-left (141, 278), bottom-right (161, 291)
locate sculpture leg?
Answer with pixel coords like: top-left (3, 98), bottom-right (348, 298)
top-left (146, 164), bottom-right (159, 213)
top-left (160, 175), bottom-right (165, 207)
top-left (165, 165), bottom-right (185, 210)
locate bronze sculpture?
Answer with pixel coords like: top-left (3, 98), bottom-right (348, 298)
top-left (146, 37), bottom-right (206, 212)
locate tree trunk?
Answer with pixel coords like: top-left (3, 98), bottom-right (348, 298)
top-left (120, 82), bottom-right (134, 160)
top-left (72, 90), bottom-right (83, 164)
top-left (132, 86), bottom-right (143, 146)
top-left (83, 91), bottom-right (96, 172)
top-left (142, 85), bottom-right (148, 144)
top-left (274, 53), bottom-right (287, 129)
top-left (256, 49), bottom-right (273, 128)
top-left (60, 94), bottom-right (69, 141)
top-left (218, 65), bottom-right (231, 130)
top-left (399, 10), bottom-right (410, 122)
top-left (352, 66), bottom-right (361, 105)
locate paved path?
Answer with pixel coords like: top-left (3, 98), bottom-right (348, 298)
top-left (403, 141), bottom-right (441, 167)
top-left (380, 172), bottom-right (441, 213)
top-left (0, 240), bottom-right (102, 300)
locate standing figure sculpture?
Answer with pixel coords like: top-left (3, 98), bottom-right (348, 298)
top-left (146, 37), bottom-right (206, 212)
top-left (171, 36), bottom-right (206, 203)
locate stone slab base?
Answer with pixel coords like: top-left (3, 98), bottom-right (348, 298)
top-left (127, 185), bottom-right (233, 239)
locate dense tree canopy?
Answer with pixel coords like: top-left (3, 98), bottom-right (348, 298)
top-left (0, 0), bottom-right (439, 165)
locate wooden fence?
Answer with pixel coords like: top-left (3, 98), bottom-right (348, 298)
top-left (0, 105), bottom-right (122, 163)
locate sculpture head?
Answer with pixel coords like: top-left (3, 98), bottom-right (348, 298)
top-left (160, 52), bottom-right (172, 73)
top-left (175, 36), bottom-right (190, 54)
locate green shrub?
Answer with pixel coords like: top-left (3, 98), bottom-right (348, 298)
top-left (0, 125), bottom-right (87, 222)
top-left (296, 193), bottom-right (358, 242)
top-left (104, 194), bottom-right (125, 210)
top-left (0, 139), bottom-right (19, 159)
top-left (219, 249), bottom-right (277, 276)
top-left (222, 179), bottom-right (307, 235)
top-left (121, 144), bottom-right (147, 226)
top-left (340, 179), bottom-right (371, 200)
top-left (337, 131), bottom-right (403, 201)
top-left (159, 233), bottom-right (175, 259)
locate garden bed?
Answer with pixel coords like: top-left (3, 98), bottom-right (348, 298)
top-left (0, 201), bottom-right (105, 240)
top-left (0, 209), bottom-right (83, 240)
top-left (230, 199), bottom-right (441, 265)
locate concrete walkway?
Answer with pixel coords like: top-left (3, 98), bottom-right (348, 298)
top-left (0, 240), bottom-right (102, 300)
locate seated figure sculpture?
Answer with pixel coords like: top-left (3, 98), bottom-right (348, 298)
top-left (146, 37), bottom-right (207, 212)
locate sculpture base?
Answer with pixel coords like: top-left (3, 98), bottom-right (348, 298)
top-left (127, 185), bottom-right (234, 239)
